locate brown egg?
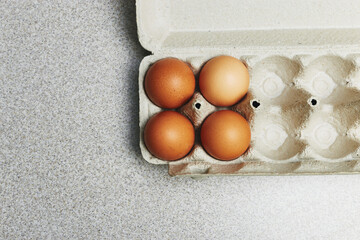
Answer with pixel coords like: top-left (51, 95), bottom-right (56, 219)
top-left (145, 58), bottom-right (195, 109)
top-left (201, 110), bottom-right (251, 161)
top-left (144, 111), bottom-right (195, 161)
top-left (199, 56), bottom-right (249, 106)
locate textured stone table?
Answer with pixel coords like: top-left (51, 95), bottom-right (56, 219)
top-left (1, 1), bottom-right (360, 239)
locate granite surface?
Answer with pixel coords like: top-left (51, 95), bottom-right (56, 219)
top-left (1, 1), bottom-right (360, 239)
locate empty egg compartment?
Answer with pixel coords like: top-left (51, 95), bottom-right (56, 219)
top-left (139, 53), bottom-right (360, 175)
top-left (301, 105), bottom-right (360, 160)
top-left (296, 55), bottom-right (359, 105)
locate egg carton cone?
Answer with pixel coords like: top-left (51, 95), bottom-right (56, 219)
top-left (136, 0), bottom-right (360, 176)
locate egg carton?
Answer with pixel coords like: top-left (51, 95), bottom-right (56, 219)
top-left (136, 0), bottom-right (360, 176)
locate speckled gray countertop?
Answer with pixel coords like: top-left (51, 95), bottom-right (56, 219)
top-left (1, 1), bottom-right (360, 239)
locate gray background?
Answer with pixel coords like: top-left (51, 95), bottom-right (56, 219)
top-left (1, 1), bottom-right (360, 239)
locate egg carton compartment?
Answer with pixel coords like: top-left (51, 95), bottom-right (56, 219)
top-left (139, 53), bottom-right (360, 176)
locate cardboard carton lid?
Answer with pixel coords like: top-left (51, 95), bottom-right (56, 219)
top-left (136, 0), bottom-right (360, 54)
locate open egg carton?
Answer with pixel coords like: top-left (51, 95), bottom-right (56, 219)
top-left (136, 0), bottom-right (360, 176)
